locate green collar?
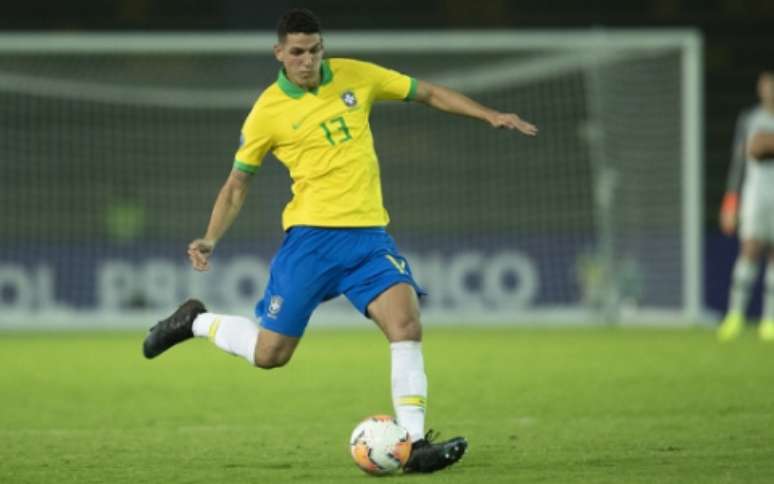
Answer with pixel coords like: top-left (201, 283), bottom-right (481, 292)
top-left (277, 59), bottom-right (333, 99)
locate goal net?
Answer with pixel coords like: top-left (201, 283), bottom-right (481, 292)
top-left (0, 31), bottom-right (703, 328)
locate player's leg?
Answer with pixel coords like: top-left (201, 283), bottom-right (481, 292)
top-left (340, 234), bottom-right (428, 441)
top-left (191, 309), bottom-right (259, 364)
top-left (367, 283), bottom-right (425, 439)
top-left (144, 228), bottom-right (333, 366)
top-left (191, 311), bottom-right (300, 368)
top-left (733, 238), bottom-right (764, 311)
top-left (367, 283), bottom-right (467, 474)
top-left (341, 229), bottom-right (466, 472)
top-left (718, 239), bottom-right (764, 341)
top-left (759, 248), bottom-right (774, 341)
top-left (717, 181), bottom-right (770, 341)
top-left (142, 299), bottom-right (264, 364)
top-left (248, 227), bottom-right (344, 366)
top-left (720, 183), bottom-right (766, 341)
top-left (143, 299), bottom-right (301, 367)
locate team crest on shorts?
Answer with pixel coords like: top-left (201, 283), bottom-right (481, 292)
top-left (268, 295), bottom-right (284, 318)
top-left (341, 90), bottom-right (357, 107)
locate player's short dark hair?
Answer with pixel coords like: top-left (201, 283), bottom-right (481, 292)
top-left (277, 8), bottom-right (321, 41)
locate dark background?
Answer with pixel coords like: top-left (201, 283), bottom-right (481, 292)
top-left (4, 0), bottom-right (773, 225)
top-left (3, 0), bottom-right (771, 316)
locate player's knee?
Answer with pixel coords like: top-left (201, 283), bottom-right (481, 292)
top-left (386, 313), bottom-right (422, 342)
top-left (254, 348), bottom-right (293, 369)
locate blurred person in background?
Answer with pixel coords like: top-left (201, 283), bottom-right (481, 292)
top-left (141, 7), bottom-right (537, 473)
top-left (717, 71), bottom-right (774, 341)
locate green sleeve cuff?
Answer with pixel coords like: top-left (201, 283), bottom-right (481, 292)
top-left (404, 77), bottom-right (418, 101)
top-left (233, 160), bottom-right (258, 174)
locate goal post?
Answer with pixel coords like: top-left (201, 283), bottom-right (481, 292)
top-left (0, 30), bottom-right (703, 329)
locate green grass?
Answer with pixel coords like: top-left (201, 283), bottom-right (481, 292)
top-left (1, 326), bottom-right (773, 483)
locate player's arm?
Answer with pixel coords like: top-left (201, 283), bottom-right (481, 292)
top-left (412, 80), bottom-right (538, 136)
top-left (188, 168), bottom-right (253, 271)
top-left (719, 110), bottom-right (749, 236)
top-left (747, 131), bottom-right (774, 160)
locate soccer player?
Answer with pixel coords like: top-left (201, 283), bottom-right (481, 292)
top-left (717, 71), bottom-right (774, 342)
top-left (143, 8), bottom-right (537, 472)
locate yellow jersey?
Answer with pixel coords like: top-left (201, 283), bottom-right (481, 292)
top-left (234, 58), bottom-right (417, 231)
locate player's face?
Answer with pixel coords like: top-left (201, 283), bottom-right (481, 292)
top-left (275, 33), bottom-right (324, 88)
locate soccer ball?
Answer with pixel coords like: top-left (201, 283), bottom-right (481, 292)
top-left (349, 415), bottom-right (412, 475)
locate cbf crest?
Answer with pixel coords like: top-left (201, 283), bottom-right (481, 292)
top-left (341, 90), bottom-right (358, 107)
top-left (267, 295), bottom-right (284, 318)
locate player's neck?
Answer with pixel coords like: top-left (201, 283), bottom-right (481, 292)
top-left (286, 71), bottom-right (321, 91)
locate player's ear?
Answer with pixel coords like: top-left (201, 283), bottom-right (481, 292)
top-left (273, 43), bottom-right (284, 62)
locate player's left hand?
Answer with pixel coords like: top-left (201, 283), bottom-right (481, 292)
top-left (488, 113), bottom-right (538, 136)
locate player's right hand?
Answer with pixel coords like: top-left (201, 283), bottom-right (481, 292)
top-left (188, 238), bottom-right (215, 271)
top-left (719, 212), bottom-right (737, 236)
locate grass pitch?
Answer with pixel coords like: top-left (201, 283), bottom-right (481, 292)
top-left (1, 326), bottom-right (773, 483)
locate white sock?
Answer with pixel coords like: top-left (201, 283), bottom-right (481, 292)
top-left (192, 313), bottom-right (258, 365)
top-left (728, 257), bottom-right (757, 315)
top-left (391, 341), bottom-right (427, 442)
top-left (764, 262), bottom-right (774, 322)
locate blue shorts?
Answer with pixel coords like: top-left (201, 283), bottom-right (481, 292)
top-left (256, 226), bottom-right (426, 337)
